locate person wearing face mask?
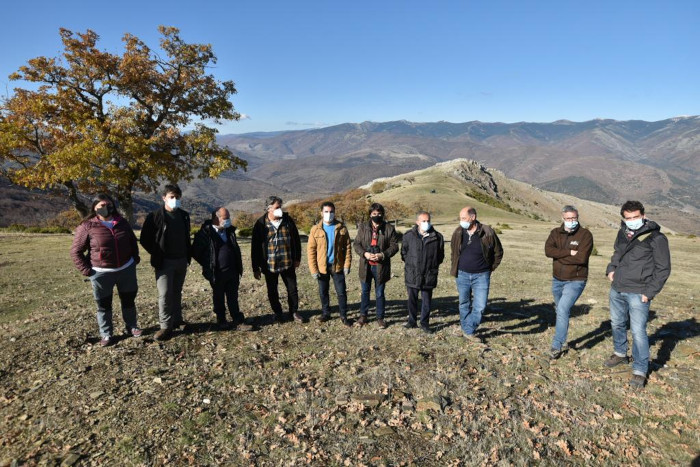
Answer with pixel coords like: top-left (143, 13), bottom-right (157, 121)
top-left (140, 184), bottom-right (192, 341)
top-left (193, 208), bottom-right (254, 331)
top-left (307, 201), bottom-right (353, 326)
top-left (353, 203), bottom-right (399, 328)
top-left (604, 200), bottom-right (670, 389)
top-left (544, 205), bottom-right (594, 359)
top-left (251, 196), bottom-right (305, 323)
top-left (450, 206), bottom-right (503, 344)
top-left (400, 211), bottom-right (444, 334)
top-left (70, 194), bottom-right (142, 347)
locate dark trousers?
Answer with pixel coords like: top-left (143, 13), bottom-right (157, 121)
top-left (264, 268), bottom-right (299, 315)
top-left (318, 270), bottom-right (348, 318)
top-left (407, 286), bottom-right (433, 327)
top-left (212, 269), bottom-right (244, 323)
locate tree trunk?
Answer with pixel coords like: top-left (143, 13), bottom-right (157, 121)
top-left (117, 190), bottom-right (136, 226)
top-left (64, 181), bottom-right (90, 218)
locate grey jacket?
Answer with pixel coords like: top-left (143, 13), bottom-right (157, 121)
top-left (606, 220), bottom-right (671, 299)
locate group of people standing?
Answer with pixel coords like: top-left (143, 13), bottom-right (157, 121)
top-left (70, 185), bottom-right (670, 389)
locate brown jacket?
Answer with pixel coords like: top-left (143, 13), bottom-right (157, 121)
top-left (450, 222), bottom-right (503, 277)
top-left (544, 224), bottom-right (593, 281)
top-left (545, 224), bottom-right (593, 281)
top-left (307, 220), bottom-right (352, 274)
top-left (71, 216), bottom-right (140, 276)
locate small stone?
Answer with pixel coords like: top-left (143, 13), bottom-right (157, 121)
top-left (89, 391), bottom-right (104, 400)
top-left (203, 398), bottom-right (211, 404)
top-left (416, 397), bottom-right (443, 413)
top-left (335, 393), bottom-right (350, 405)
top-left (153, 377), bottom-right (163, 384)
top-left (61, 453), bottom-right (81, 466)
top-left (374, 426), bottom-right (395, 437)
top-left (352, 394), bottom-right (385, 408)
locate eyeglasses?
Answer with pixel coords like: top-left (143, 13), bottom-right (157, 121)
top-left (563, 217), bottom-right (578, 221)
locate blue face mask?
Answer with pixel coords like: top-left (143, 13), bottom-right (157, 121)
top-left (625, 218), bottom-right (644, 230)
top-left (221, 219), bottom-right (232, 228)
top-left (166, 198), bottom-right (181, 210)
top-left (420, 221), bottom-right (431, 232)
top-left (460, 221), bottom-right (471, 230)
top-left (564, 220), bottom-right (578, 230)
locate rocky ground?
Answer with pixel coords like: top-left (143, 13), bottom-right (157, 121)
top-left (0, 226), bottom-right (698, 466)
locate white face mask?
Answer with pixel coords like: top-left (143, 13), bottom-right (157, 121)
top-left (220, 219), bottom-right (232, 229)
top-left (166, 198), bottom-right (181, 210)
top-left (272, 208), bottom-right (283, 219)
top-left (460, 221), bottom-right (471, 230)
top-left (323, 212), bottom-right (335, 223)
top-left (564, 220), bottom-right (579, 230)
top-left (420, 221), bottom-right (431, 232)
top-left (625, 218), bottom-right (644, 230)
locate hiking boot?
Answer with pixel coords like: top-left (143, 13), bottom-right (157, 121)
top-left (377, 319), bottom-right (388, 329)
top-left (356, 315), bottom-right (368, 327)
top-left (629, 374), bottom-right (646, 389)
top-left (604, 354), bottom-right (629, 368)
top-left (292, 312), bottom-right (307, 323)
top-left (549, 347), bottom-right (564, 360)
top-left (404, 321), bottom-right (417, 329)
top-left (341, 317), bottom-right (353, 327)
top-left (154, 328), bottom-right (173, 341)
top-left (420, 325), bottom-right (434, 335)
top-left (216, 320), bottom-right (234, 331)
top-left (318, 314), bottom-right (331, 323)
top-left (99, 335), bottom-right (114, 347)
top-left (174, 320), bottom-right (189, 331)
top-left (128, 327), bottom-right (143, 338)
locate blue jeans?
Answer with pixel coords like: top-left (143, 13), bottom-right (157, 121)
top-left (318, 270), bottom-right (348, 318)
top-left (609, 288), bottom-right (650, 376)
top-left (360, 265), bottom-right (385, 319)
top-left (551, 278), bottom-right (587, 350)
top-left (456, 270), bottom-right (491, 335)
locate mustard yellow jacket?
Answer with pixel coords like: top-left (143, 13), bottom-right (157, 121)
top-left (307, 220), bottom-right (352, 274)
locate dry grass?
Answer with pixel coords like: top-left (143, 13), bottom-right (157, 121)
top-left (0, 225), bottom-right (698, 465)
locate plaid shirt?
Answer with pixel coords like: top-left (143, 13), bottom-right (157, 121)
top-left (266, 220), bottom-right (293, 272)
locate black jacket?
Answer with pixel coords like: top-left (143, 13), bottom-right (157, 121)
top-left (606, 220), bottom-right (671, 299)
top-left (353, 220), bottom-right (400, 285)
top-left (250, 213), bottom-right (302, 274)
top-left (192, 221), bottom-right (243, 284)
top-left (401, 226), bottom-right (445, 289)
top-left (139, 206), bottom-right (192, 269)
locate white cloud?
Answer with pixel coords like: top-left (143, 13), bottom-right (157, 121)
top-left (239, 113), bottom-right (251, 120)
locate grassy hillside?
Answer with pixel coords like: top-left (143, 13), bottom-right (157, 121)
top-left (0, 222), bottom-right (697, 465)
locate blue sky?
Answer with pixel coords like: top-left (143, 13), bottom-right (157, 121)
top-left (2, 0), bottom-right (698, 134)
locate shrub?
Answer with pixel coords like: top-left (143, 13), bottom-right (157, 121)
top-left (237, 227), bottom-right (253, 237)
top-left (591, 246), bottom-right (600, 256)
top-left (371, 181), bottom-right (387, 194)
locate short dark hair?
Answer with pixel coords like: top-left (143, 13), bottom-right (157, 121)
top-left (87, 193), bottom-right (120, 220)
top-left (266, 196), bottom-right (283, 210)
top-left (321, 201), bottom-right (335, 211)
top-left (467, 207), bottom-right (477, 217)
top-left (163, 184), bottom-right (182, 197)
top-left (368, 203), bottom-right (385, 216)
top-left (416, 210), bottom-right (430, 220)
top-left (620, 200), bottom-right (645, 217)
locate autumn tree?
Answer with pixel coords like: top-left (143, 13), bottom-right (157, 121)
top-left (0, 26), bottom-right (246, 223)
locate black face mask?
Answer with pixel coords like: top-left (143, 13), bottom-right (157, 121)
top-left (370, 215), bottom-right (383, 224)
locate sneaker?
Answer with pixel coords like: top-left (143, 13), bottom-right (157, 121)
top-left (318, 314), bottom-right (331, 323)
top-left (154, 328), bottom-right (173, 341)
top-left (604, 354), bottom-right (629, 368)
top-left (549, 347), bottom-right (563, 360)
top-left (292, 312), bottom-right (307, 323)
top-left (404, 322), bottom-right (417, 329)
top-left (356, 315), bottom-right (368, 327)
top-left (128, 327), bottom-right (143, 338)
top-left (420, 325), bottom-right (433, 334)
top-left (341, 318), bottom-right (353, 327)
top-left (377, 319), bottom-right (388, 329)
top-left (629, 374), bottom-right (646, 389)
top-left (99, 335), bottom-right (114, 347)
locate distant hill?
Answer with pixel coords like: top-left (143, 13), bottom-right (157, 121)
top-left (2, 117), bottom-right (698, 234)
